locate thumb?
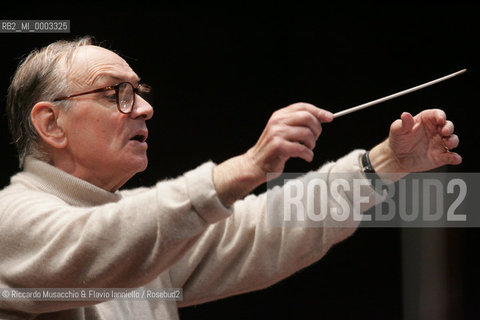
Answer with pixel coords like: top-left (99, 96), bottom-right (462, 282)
top-left (391, 112), bottom-right (414, 135)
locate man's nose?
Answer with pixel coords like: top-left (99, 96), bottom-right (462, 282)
top-left (130, 95), bottom-right (154, 120)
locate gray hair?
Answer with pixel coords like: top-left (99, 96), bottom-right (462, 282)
top-left (6, 36), bottom-right (95, 167)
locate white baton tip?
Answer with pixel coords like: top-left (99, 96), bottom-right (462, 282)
top-left (332, 69), bottom-right (467, 119)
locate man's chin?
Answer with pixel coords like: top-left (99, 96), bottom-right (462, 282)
top-left (134, 156), bottom-right (149, 173)
top-left (119, 154), bottom-right (149, 182)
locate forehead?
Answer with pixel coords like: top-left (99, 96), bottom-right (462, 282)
top-left (69, 45), bottom-right (139, 87)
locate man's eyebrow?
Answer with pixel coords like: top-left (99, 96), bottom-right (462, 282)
top-left (93, 73), bottom-right (141, 86)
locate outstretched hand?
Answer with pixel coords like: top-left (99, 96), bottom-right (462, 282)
top-left (213, 103), bottom-right (332, 206)
top-left (213, 106), bottom-right (462, 207)
top-left (370, 109), bottom-right (462, 178)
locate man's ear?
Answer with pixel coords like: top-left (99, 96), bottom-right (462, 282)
top-left (31, 102), bottom-right (67, 149)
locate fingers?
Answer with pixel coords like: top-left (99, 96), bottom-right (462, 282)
top-left (415, 108), bottom-right (447, 125)
top-left (250, 103), bottom-right (332, 173)
top-left (285, 102), bottom-right (334, 123)
top-left (282, 111), bottom-right (323, 140)
top-left (273, 125), bottom-right (317, 150)
top-left (419, 109), bottom-right (454, 142)
top-left (390, 112), bottom-right (414, 134)
top-left (426, 109), bottom-right (461, 164)
top-left (441, 120), bottom-right (454, 137)
top-left (439, 118), bottom-right (459, 151)
top-left (433, 109), bottom-right (447, 126)
top-left (272, 102), bottom-right (332, 146)
top-left (278, 139), bottom-right (315, 163)
top-left (401, 112), bottom-right (415, 132)
top-left (418, 109), bottom-right (456, 140)
top-left (439, 151), bottom-right (463, 166)
top-left (443, 134), bottom-right (459, 150)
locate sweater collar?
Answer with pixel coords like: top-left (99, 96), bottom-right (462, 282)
top-left (13, 157), bottom-right (122, 207)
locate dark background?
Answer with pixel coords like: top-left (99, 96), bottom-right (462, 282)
top-left (1, 3), bottom-right (479, 319)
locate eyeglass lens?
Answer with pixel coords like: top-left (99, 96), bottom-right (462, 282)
top-left (118, 82), bottom-right (135, 113)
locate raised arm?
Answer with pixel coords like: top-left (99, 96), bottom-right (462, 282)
top-left (213, 102), bottom-right (333, 207)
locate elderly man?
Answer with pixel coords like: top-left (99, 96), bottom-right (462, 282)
top-left (0, 37), bottom-right (461, 319)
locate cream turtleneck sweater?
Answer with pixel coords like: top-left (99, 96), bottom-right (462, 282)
top-left (0, 150), bottom-right (379, 319)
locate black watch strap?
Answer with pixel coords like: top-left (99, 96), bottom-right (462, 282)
top-left (361, 151), bottom-right (375, 173)
top-left (361, 151), bottom-right (385, 194)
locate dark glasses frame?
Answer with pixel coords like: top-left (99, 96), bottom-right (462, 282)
top-left (53, 82), bottom-right (151, 114)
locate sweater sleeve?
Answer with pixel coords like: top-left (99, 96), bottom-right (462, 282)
top-left (170, 150), bottom-right (384, 307)
top-left (0, 162), bottom-right (230, 314)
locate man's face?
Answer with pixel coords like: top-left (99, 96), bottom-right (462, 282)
top-left (58, 45), bottom-right (154, 191)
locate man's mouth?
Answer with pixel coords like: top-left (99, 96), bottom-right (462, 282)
top-left (129, 130), bottom-right (148, 143)
top-left (130, 135), bottom-right (146, 142)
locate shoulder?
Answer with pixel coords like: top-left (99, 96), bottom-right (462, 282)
top-left (0, 175), bottom-right (67, 215)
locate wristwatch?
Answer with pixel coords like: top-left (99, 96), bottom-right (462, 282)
top-left (361, 151), bottom-right (375, 174)
top-left (361, 151), bottom-right (385, 194)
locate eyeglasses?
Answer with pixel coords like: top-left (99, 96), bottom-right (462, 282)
top-left (53, 82), bottom-right (151, 114)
